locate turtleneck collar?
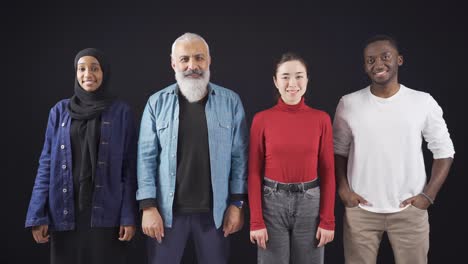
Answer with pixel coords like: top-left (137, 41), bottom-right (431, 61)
top-left (275, 97), bottom-right (306, 112)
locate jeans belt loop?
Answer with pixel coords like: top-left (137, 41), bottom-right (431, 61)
top-left (274, 182), bottom-right (278, 191)
top-left (301, 183), bottom-right (305, 192)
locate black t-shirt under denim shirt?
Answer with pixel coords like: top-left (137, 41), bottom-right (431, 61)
top-left (173, 92), bottom-right (212, 213)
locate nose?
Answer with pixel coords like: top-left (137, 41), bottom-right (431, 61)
top-left (187, 58), bottom-right (197, 70)
top-left (289, 77), bottom-right (297, 87)
top-left (84, 68), bottom-right (92, 76)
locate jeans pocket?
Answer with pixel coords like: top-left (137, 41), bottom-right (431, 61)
top-left (304, 187), bottom-right (320, 199)
top-left (263, 185), bottom-right (274, 197)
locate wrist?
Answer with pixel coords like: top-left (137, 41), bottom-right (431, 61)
top-left (420, 192), bottom-right (435, 204)
top-left (230, 200), bottom-right (245, 209)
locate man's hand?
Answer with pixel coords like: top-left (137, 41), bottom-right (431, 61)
top-left (223, 205), bottom-right (244, 237)
top-left (400, 194), bottom-right (431, 210)
top-left (142, 207), bottom-right (165, 243)
top-left (119, 225), bottom-right (136, 241)
top-left (339, 188), bottom-right (370, 208)
top-left (32, 225), bottom-right (49, 243)
top-left (250, 228), bottom-right (268, 249)
top-left (316, 227), bottom-right (334, 247)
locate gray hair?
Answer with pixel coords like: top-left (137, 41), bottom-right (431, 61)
top-left (171, 32), bottom-right (210, 57)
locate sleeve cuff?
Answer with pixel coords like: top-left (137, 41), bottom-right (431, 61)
top-left (139, 198), bottom-right (157, 211)
top-left (230, 193), bottom-right (247, 203)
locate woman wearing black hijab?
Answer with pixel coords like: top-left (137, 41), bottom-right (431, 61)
top-left (25, 48), bottom-right (138, 264)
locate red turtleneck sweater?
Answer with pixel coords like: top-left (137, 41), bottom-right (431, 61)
top-left (248, 98), bottom-right (335, 231)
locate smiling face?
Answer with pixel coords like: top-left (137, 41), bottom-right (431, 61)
top-left (364, 40), bottom-right (403, 87)
top-left (76, 56), bottom-right (103, 92)
top-left (171, 39), bottom-right (211, 79)
top-left (274, 60), bottom-right (308, 105)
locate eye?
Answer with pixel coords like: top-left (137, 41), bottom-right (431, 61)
top-left (78, 67), bottom-right (86, 72)
top-left (296, 75), bottom-right (303, 79)
top-left (366, 58), bottom-right (375, 64)
top-left (383, 54), bottom-right (391, 60)
top-left (281, 76), bottom-right (289, 80)
top-left (180, 57), bottom-right (189, 63)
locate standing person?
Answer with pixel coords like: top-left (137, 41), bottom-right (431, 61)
top-left (137, 32), bottom-right (248, 264)
top-left (248, 52), bottom-right (336, 264)
top-left (333, 35), bottom-right (455, 264)
top-left (25, 48), bottom-right (138, 264)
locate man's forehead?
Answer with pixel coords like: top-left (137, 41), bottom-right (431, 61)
top-left (174, 40), bottom-right (208, 56)
top-left (365, 41), bottom-right (397, 55)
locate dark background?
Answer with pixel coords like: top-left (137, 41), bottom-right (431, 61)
top-left (4, 1), bottom-right (467, 263)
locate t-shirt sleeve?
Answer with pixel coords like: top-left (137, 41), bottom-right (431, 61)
top-left (333, 98), bottom-right (352, 157)
top-left (422, 95), bottom-right (455, 159)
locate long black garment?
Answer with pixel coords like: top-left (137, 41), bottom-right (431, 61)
top-left (50, 48), bottom-right (126, 264)
top-left (50, 120), bottom-right (126, 264)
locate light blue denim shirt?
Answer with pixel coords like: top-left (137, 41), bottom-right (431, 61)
top-left (137, 82), bottom-right (248, 228)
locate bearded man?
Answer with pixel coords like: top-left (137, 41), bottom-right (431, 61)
top-left (136, 32), bottom-right (248, 264)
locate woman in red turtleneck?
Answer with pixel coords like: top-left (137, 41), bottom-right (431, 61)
top-left (248, 52), bottom-right (335, 263)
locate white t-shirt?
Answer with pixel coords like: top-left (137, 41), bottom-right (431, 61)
top-left (333, 84), bottom-right (455, 213)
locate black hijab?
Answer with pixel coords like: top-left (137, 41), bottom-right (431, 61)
top-left (67, 48), bottom-right (114, 211)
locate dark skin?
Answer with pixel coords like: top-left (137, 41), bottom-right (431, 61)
top-left (337, 40), bottom-right (454, 210)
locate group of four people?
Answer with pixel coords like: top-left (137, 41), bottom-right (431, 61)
top-left (25, 32), bottom-right (455, 264)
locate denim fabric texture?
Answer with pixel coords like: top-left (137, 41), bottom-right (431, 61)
top-left (137, 83), bottom-right (248, 228)
top-left (25, 99), bottom-right (138, 230)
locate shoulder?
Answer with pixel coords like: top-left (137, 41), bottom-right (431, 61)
top-left (340, 87), bottom-right (369, 104)
top-left (147, 83), bottom-right (178, 104)
top-left (401, 84), bottom-right (432, 104)
top-left (210, 83), bottom-right (242, 102)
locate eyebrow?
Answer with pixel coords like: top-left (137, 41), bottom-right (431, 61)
top-left (178, 53), bottom-right (205, 58)
top-left (280, 71), bottom-right (305, 75)
top-left (77, 62), bottom-right (100, 65)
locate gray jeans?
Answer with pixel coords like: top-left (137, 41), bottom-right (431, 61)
top-left (258, 178), bottom-right (324, 264)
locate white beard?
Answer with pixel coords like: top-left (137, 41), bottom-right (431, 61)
top-left (175, 69), bottom-right (210, 102)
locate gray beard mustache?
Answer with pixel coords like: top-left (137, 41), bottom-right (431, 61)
top-left (175, 69), bottom-right (210, 102)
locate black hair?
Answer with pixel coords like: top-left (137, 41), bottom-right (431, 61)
top-left (272, 52), bottom-right (309, 101)
top-left (363, 34), bottom-right (400, 53)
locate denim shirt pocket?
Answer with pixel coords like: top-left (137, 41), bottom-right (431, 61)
top-left (156, 120), bottom-right (170, 147)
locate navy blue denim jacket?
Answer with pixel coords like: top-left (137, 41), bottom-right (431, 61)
top-left (25, 99), bottom-right (138, 231)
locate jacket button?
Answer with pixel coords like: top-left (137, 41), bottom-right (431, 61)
top-left (60, 145), bottom-right (65, 149)
top-left (61, 122), bottom-right (65, 127)
top-left (62, 164), bottom-right (67, 170)
top-left (169, 192), bottom-right (173, 197)
top-left (62, 188), bottom-right (67, 193)
top-left (63, 209), bottom-right (68, 215)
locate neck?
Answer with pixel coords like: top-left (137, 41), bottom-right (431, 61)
top-left (370, 81), bottom-right (400, 98)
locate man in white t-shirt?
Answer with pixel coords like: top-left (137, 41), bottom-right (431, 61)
top-left (333, 35), bottom-right (455, 264)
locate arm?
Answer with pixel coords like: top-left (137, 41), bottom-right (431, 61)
top-left (25, 107), bottom-right (56, 228)
top-left (137, 100), bottom-right (165, 242)
top-left (317, 114), bottom-right (335, 231)
top-left (333, 99), bottom-right (369, 207)
top-left (316, 114), bottom-right (335, 247)
top-left (119, 107), bottom-right (138, 241)
top-left (247, 114), bottom-right (268, 249)
top-left (401, 96), bottom-right (454, 208)
top-left (223, 95), bottom-right (248, 236)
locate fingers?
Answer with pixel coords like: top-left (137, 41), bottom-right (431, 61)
top-left (250, 230), bottom-right (268, 249)
top-left (356, 193), bottom-right (370, 206)
top-left (32, 226), bottom-right (49, 243)
top-left (118, 226), bottom-right (135, 241)
top-left (316, 228), bottom-right (334, 247)
top-left (223, 223), bottom-right (233, 237)
top-left (119, 226), bottom-right (125, 240)
top-left (258, 234), bottom-right (267, 249)
top-left (400, 197), bottom-right (416, 207)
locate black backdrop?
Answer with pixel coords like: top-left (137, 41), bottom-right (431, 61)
top-left (4, 1), bottom-right (467, 263)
